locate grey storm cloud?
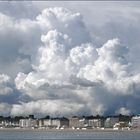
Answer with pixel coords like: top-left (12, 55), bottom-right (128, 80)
top-left (0, 2), bottom-right (140, 117)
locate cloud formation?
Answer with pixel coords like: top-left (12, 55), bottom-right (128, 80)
top-left (0, 3), bottom-right (140, 117)
top-left (0, 74), bottom-right (13, 95)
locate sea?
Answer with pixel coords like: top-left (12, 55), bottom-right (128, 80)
top-left (0, 130), bottom-right (140, 140)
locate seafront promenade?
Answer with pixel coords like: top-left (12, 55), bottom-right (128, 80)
top-left (0, 127), bottom-right (140, 132)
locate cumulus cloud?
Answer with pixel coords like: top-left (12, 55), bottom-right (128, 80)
top-left (13, 7), bottom-right (140, 117)
top-left (36, 7), bottom-right (91, 46)
top-left (0, 3), bottom-right (140, 117)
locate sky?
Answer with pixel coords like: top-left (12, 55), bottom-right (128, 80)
top-left (0, 1), bottom-right (140, 117)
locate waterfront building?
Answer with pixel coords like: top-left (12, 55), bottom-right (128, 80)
top-left (44, 119), bottom-right (52, 127)
top-left (38, 119), bottom-right (43, 127)
top-left (88, 119), bottom-right (104, 128)
top-left (51, 119), bottom-right (60, 127)
top-left (113, 121), bottom-right (128, 130)
top-left (19, 119), bottom-right (37, 128)
top-left (38, 119), bottom-right (53, 127)
top-left (69, 117), bottom-right (79, 128)
top-left (52, 118), bottom-right (69, 128)
top-left (38, 118), bottom-right (69, 128)
top-left (78, 118), bottom-right (88, 128)
top-left (104, 117), bottom-right (119, 128)
top-left (59, 118), bottom-right (69, 128)
top-left (131, 116), bottom-right (140, 128)
top-left (38, 119), bottom-right (52, 127)
top-left (0, 120), bottom-right (11, 127)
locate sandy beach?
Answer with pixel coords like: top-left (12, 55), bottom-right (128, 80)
top-left (0, 127), bottom-right (140, 133)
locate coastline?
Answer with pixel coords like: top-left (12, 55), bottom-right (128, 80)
top-left (0, 128), bottom-right (140, 133)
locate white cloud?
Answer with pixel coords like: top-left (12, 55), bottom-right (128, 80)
top-left (0, 3), bottom-right (140, 117)
top-left (36, 7), bottom-right (91, 46)
top-left (11, 100), bottom-right (86, 117)
top-left (14, 7), bottom-right (140, 116)
top-left (14, 7), bottom-right (103, 116)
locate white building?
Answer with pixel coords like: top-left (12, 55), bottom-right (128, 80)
top-left (52, 119), bottom-right (60, 127)
top-left (52, 118), bottom-right (69, 128)
top-left (88, 119), bottom-right (104, 128)
top-left (79, 118), bottom-right (88, 128)
top-left (38, 118), bottom-right (69, 128)
top-left (44, 119), bottom-right (52, 127)
top-left (19, 119), bottom-right (37, 128)
top-left (131, 116), bottom-right (140, 128)
top-left (69, 117), bottom-right (79, 128)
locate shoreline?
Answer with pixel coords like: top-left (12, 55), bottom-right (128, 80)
top-left (0, 128), bottom-right (140, 132)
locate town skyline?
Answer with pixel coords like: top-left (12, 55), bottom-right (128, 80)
top-left (0, 114), bottom-right (140, 130)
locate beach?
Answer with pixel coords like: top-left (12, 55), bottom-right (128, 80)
top-left (0, 127), bottom-right (140, 133)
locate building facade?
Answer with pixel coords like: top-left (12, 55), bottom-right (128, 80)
top-left (78, 118), bottom-right (88, 128)
top-left (131, 116), bottom-right (140, 128)
top-left (88, 119), bottom-right (104, 128)
top-left (38, 118), bottom-right (69, 128)
top-left (69, 117), bottom-right (79, 128)
top-left (19, 119), bottom-right (37, 128)
top-left (104, 117), bottom-right (119, 128)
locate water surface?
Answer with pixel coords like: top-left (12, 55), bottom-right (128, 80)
top-left (0, 130), bottom-right (140, 140)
